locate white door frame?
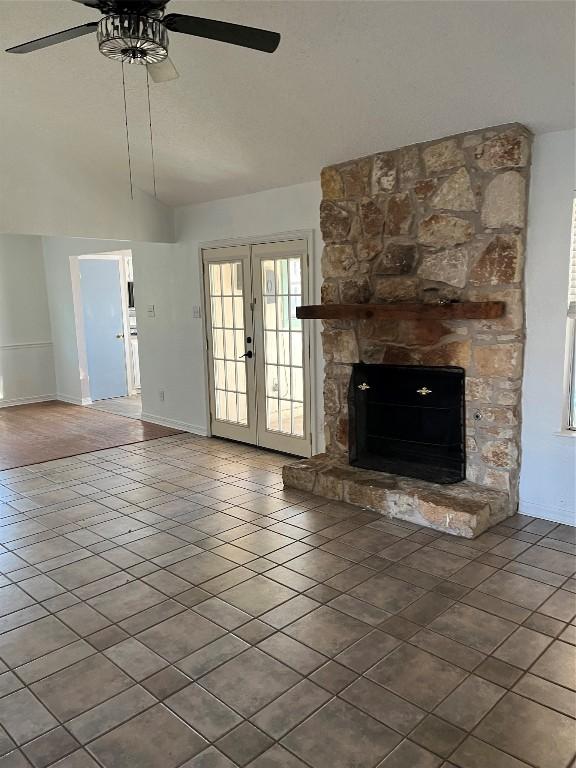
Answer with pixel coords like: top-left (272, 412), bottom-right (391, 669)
top-left (198, 229), bottom-right (317, 454)
top-left (70, 250), bottom-right (136, 403)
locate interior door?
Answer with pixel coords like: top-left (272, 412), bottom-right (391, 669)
top-left (79, 259), bottom-right (128, 401)
top-left (203, 239), bottom-right (312, 457)
top-left (253, 240), bottom-right (311, 456)
top-left (203, 246), bottom-right (257, 445)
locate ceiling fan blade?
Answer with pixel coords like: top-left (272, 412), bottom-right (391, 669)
top-left (6, 22), bottom-right (98, 54)
top-left (147, 57), bottom-right (179, 83)
top-left (163, 14), bottom-right (280, 53)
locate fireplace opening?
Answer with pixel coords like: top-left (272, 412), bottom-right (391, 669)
top-left (348, 363), bottom-right (465, 484)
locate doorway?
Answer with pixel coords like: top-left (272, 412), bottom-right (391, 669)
top-left (202, 238), bottom-right (312, 457)
top-left (72, 251), bottom-right (142, 419)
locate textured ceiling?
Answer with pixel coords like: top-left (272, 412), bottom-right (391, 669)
top-left (1, 0), bottom-right (574, 207)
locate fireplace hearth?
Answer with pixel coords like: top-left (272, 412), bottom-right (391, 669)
top-left (349, 363), bottom-right (465, 484)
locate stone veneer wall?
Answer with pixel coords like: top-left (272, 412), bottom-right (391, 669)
top-left (319, 124), bottom-right (532, 508)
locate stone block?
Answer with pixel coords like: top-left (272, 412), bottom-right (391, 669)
top-left (360, 198), bottom-right (385, 238)
top-left (418, 247), bottom-right (469, 288)
top-left (399, 146), bottom-right (423, 188)
top-left (481, 172), bottom-right (526, 229)
top-left (320, 201), bottom-right (353, 243)
top-left (473, 343), bottom-right (522, 378)
top-left (477, 406), bottom-right (519, 426)
top-left (481, 440), bottom-right (518, 469)
top-left (374, 243), bottom-right (417, 275)
top-left (322, 329), bottom-right (358, 364)
top-left (420, 340), bottom-right (471, 368)
top-left (396, 320), bottom-right (451, 347)
top-left (340, 278), bottom-right (371, 304)
top-left (422, 139), bottom-right (465, 174)
top-left (373, 276), bottom-right (420, 301)
top-left (341, 160), bottom-right (371, 198)
top-left (356, 238), bottom-right (384, 262)
top-left (418, 214), bottom-right (474, 247)
top-left (466, 378), bottom-right (493, 401)
top-left (321, 281), bottom-right (340, 304)
top-left (321, 167), bottom-right (344, 200)
top-left (322, 245), bottom-right (356, 278)
top-left (475, 130), bottom-right (530, 171)
top-left (323, 379), bottom-right (340, 415)
top-left (386, 192), bottom-right (414, 236)
top-left (357, 319), bottom-right (398, 343)
top-left (430, 168), bottom-right (477, 211)
top-left (381, 345), bottom-right (421, 365)
top-left (469, 235), bottom-right (522, 285)
top-left (371, 153), bottom-right (397, 193)
top-left (414, 178), bottom-right (438, 202)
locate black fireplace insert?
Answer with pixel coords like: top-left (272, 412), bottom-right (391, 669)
top-left (348, 363), bottom-right (465, 484)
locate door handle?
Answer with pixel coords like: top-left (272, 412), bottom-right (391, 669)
top-left (239, 350), bottom-right (253, 359)
top-left (116, 333), bottom-right (124, 339)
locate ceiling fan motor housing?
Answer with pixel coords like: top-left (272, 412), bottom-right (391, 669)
top-left (97, 14), bottom-right (168, 64)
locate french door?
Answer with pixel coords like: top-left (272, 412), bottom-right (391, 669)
top-left (202, 239), bottom-right (312, 457)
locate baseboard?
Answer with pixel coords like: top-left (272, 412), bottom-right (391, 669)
top-left (0, 394), bottom-right (56, 408)
top-left (519, 499), bottom-right (576, 527)
top-left (56, 394), bottom-right (90, 406)
top-left (140, 411), bottom-right (208, 436)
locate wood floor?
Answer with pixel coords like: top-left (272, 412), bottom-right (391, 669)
top-left (0, 400), bottom-right (181, 470)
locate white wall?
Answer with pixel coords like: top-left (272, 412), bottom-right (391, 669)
top-left (149, 181), bottom-right (324, 439)
top-left (0, 234), bottom-right (56, 406)
top-left (0, 136), bottom-right (174, 245)
top-left (520, 129), bottom-right (576, 525)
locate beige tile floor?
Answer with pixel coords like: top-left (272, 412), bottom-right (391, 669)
top-left (0, 434), bottom-right (574, 768)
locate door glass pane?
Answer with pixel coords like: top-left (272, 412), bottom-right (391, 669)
top-left (208, 259), bottom-right (248, 426)
top-left (260, 255), bottom-right (305, 438)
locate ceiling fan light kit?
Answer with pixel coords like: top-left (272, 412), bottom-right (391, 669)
top-left (97, 14), bottom-right (169, 65)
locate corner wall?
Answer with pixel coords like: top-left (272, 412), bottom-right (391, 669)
top-left (0, 234), bottom-right (55, 406)
top-left (520, 130), bottom-right (576, 524)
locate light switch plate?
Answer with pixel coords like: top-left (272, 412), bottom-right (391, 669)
top-left (147, 304), bottom-right (155, 318)
top-left (192, 305), bottom-right (202, 319)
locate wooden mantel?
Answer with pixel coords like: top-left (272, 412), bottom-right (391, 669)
top-left (296, 301), bottom-right (506, 321)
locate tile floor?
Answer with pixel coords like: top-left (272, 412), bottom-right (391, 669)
top-left (0, 434), bottom-right (574, 768)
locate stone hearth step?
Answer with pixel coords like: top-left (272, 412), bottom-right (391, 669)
top-left (282, 454), bottom-right (512, 539)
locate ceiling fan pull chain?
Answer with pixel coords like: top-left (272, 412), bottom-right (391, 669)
top-left (121, 61), bottom-right (133, 200)
top-left (145, 66), bottom-right (158, 199)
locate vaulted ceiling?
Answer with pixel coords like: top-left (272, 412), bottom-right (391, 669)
top-left (1, 0), bottom-right (574, 208)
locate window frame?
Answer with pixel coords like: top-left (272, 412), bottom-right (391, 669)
top-left (563, 196), bottom-right (576, 431)
top-left (565, 319), bottom-right (576, 430)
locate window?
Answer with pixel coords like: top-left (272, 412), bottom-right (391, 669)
top-left (566, 197), bottom-right (576, 429)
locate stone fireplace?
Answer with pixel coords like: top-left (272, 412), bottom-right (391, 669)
top-left (283, 123), bottom-right (532, 538)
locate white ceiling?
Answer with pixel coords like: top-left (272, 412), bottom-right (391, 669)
top-left (1, 0), bottom-right (574, 208)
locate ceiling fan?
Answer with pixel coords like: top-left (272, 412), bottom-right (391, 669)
top-left (6, 0), bottom-right (281, 82)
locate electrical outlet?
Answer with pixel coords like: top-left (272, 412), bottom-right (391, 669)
top-left (192, 305), bottom-right (202, 319)
top-left (159, 390), bottom-right (165, 402)
top-left (147, 304), bottom-right (156, 318)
